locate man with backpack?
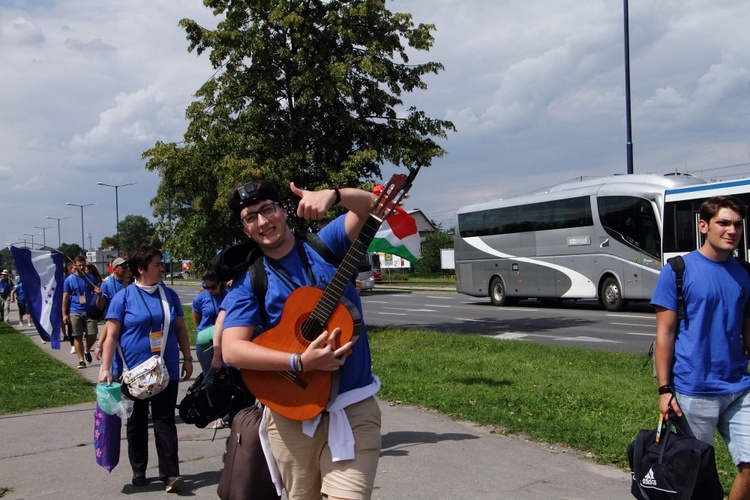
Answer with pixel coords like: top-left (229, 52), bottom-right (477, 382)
top-left (221, 180), bottom-right (381, 500)
top-left (652, 195), bottom-right (750, 499)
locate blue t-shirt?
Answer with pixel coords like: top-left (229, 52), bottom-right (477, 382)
top-left (64, 273), bottom-right (96, 314)
top-left (100, 276), bottom-right (124, 303)
top-left (106, 285), bottom-right (184, 380)
top-left (222, 216), bottom-right (374, 395)
top-left (192, 288), bottom-right (228, 331)
top-left (14, 282), bottom-right (26, 303)
top-left (651, 251), bottom-right (750, 395)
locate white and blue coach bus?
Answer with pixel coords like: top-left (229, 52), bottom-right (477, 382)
top-left (454, 173), bottom-right (710, 311)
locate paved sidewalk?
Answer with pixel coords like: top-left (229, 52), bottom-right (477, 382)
top-left (0, 305), bottom-right (632, 499)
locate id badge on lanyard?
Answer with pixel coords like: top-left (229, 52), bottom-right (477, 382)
top-left (149, 331), bottom-right (164, 353)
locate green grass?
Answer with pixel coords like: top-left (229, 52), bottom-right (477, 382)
top-left (0, 323), bottom-right (95, 414)
top-left (368, 326), bottom-right (736, 492)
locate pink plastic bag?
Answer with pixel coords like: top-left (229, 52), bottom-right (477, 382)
top-left (94, 403), bottom-right (121, 472)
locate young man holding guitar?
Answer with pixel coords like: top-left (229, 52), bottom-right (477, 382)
top-left (221, 179), bottom-right (382, 500)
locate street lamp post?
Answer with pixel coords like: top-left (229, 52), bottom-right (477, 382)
top-left (97, 181), bottom-right (137, 255)
top-left (22, 233), bottom-right (39, 249)
top-left (34, 226), bottom-right (52, 248)
top-left (67, 203), bottom-right (96, 251)
top-left (46, 216), bottom-right (72, 248)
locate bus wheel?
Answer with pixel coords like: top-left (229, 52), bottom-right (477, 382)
top-left (490, 277), bottom-right (511, 306)
top-left (600, 277), bottom-right (626, 312)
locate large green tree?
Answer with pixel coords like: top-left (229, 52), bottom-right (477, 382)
top-left (117, 215), bottom-right (160, 255)
top-left (144, 0), bottom-right (454, 269)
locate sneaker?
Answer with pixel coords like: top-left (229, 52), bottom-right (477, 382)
top-left (26, 322), bottom-right (31, 327)
top-left (132, 471), bottom-right (147, 487)
top-left (77, 361), bottom-right (86, 369)
top-left (70, 346), bottom-right (76, 354)
top-left (164, 476), bottom-right (184, 493)
top-left (84, 351), bottom-right (92, 363)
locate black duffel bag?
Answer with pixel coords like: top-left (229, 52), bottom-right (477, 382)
top-left (178, 366), bottom-right (241, 428)
top-left (627, 412), bottom-right (723, 499)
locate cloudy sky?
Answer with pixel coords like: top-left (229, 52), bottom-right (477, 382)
top-left (2, 0), bottom-right (750, 254)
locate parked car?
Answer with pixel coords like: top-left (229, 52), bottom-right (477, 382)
top-left (358, 273), bottom-right (375, 292)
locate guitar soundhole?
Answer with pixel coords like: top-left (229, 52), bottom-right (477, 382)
top-left (296, 314), bottom-right (325, 343)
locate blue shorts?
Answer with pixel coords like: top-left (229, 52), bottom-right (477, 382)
top-left (677, 389), bottom-right (750, 465)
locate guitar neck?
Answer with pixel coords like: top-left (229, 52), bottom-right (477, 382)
top-left (310, 215), bottom-right (381, 324)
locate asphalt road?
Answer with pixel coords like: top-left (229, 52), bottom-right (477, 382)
top-left (171, 283), bottom-right (656, 355)
top-left (359, 290), bottom-right (656, 354)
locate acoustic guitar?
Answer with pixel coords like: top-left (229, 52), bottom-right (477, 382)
top-left (241, 169), bottom-right (419, 420)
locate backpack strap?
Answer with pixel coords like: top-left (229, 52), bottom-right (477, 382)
top-left (249, 256), bottom-right (269, 331)
top-left (666, 255), bottom-right (685, 321)
top-left (298, 232), bottom-right (342, 270)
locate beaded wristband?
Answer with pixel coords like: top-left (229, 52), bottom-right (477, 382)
top-left (290, 353), bottom-right (297, 372)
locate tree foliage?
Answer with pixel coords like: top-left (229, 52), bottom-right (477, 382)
top-left (413, 229), bottom-right (454, 274)
top-left (58, 243), bottom-right (84, 262)
top-left (143, 0), bottom-right (454, 270)
top-left (0, 248), bottom-right (13, 272)
top-left (100, 236), bottom-right (117, 250)
top-left (117, 215), bottom-right (160, 255)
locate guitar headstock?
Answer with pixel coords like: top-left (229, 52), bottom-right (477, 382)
top-left (372, 166), bottom-right (421, 221)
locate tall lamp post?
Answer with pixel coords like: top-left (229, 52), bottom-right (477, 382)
top-left (623, 0), bottom-right (634, 175)
top-left (67, 202), bottom-right (96, 251)
top-left (46, 216), bottom-right (71, 249)
top-left (34, 226), bottom-right (52, 249)
top-left (96, 181), bottom-right (137, 255)
top-left (22, 233), bottom-right (40, 249)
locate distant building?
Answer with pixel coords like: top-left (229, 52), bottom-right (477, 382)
top-left (407, 209), bottom-right (438, 240)
top-left (86, 249), bottom-right (118, 275)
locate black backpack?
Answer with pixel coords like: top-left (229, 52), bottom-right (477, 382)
top-left (178, 366), bottom-right (242, 428)
top-left (627, 412), bottom-right (723, 499)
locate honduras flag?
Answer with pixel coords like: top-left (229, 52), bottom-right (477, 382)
top-left (10, 246), bottom-right (64, 349)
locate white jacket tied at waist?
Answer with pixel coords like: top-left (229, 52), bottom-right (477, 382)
top-left (259, 376), bottom-right (381, 495)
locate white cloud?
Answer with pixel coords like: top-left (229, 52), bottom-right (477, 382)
top-left (65, 37), bottom-right (116, 53)
top-left (1, 17), bottom-right (44, 45)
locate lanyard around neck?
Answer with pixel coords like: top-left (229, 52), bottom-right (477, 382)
top-left (134, 285), bottom-right (164, 332)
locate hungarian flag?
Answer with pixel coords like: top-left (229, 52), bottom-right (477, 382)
top-left (368, 210), bottom-right (421, 263)
top-left (367, 184), bottom-right (421, 263)
top-left (10, 246), bottom-right (64, 349)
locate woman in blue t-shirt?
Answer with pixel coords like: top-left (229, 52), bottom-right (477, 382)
top-left (98, 245), bottom-right (194, 493)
